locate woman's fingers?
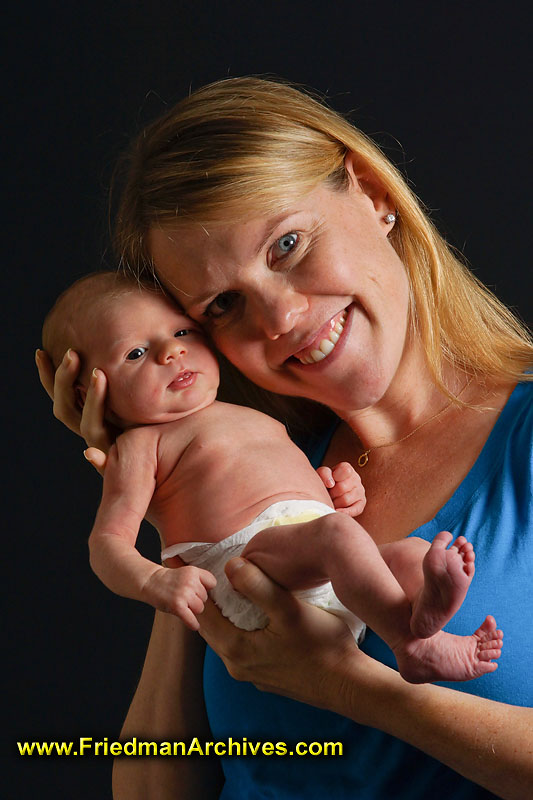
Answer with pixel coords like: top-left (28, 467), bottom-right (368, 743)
top-left (198, 558), bottom-right (358, 705)
top-left (197, 560), bottom-right (298, 683)
top-left (197, 599), bottom-right (255, 681)
top-left (36, 347), bottom-right (84, 436)
top-left (224, 558), bottom-right (300, 624)
top-left (37, 348), bottom-right (117, 452)
top-left (83, 447), bottom-right (108, 476)
top-left (79, 368), bottom-right (115, 451)
top-left (35, 349), bottom-right (55, 399)
top-left (51, 349), bottom-right (84, 434)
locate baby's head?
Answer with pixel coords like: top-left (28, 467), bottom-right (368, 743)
top-left (42, 272), bottom-right (220, 428)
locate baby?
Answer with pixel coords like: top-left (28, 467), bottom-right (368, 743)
top-left (42, 272), bottom-right (503, 684)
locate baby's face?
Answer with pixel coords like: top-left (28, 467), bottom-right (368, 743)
top-left (85, 291), bottom-right (219, 427)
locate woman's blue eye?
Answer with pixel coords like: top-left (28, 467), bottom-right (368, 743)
top-left (126, 347), bottom-right (146, 361)
top-left (272, 232), bottom-right (298, 261)
top-left (205, 291), bottom-right (239, 319)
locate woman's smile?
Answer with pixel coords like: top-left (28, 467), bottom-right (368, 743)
top-left (290, 309), bottom-right (348, 365)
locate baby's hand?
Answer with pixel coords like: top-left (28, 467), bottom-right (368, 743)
top-left (143, 566), bottom-right (217, 630)
top-left (317, 461), bottom-right (366, 517)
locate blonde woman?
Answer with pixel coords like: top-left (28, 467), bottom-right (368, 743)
top-left (37, 78), bottom-right (533, 799)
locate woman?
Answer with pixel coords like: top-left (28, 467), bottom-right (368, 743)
top-left (37, 77), bottom-right (533, 799)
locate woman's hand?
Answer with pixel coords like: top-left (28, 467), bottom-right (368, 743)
top-left (199, 560), bottom-right (533, 800)
top-left (198, 557), bottom-right (365, 710)
top-left (83, 447), bottom-right (108, 473)
top-left (36, 347), bottom-right (116, 453)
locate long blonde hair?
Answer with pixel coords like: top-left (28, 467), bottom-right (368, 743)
top-left (113, 76), bottom-right (532, 412)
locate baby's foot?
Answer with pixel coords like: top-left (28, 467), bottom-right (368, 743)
top-left (410, 532), bottom-right (475, 639)
top-left (396, 615), bottom-right (504, 684)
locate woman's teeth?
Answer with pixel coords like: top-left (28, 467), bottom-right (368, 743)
top-left (295, 312), bottom-right (347, 365)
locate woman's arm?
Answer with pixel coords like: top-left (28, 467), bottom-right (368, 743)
top-left (113, 610), bottom-right (224, 800)
top-left (199, 558), bottom-right (533, 800)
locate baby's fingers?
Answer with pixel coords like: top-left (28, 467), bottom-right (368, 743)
top-left (187, 593), bottom-right (208, 617)
top-left (335, 498), bottom-right (367, 516)
top-left (316, 466), bottom-right (334, 489)
top-left (176, 605), bottom-right (201, 631)
top-left (331, 482), bottom-right (367, 516)
top-left (199, 569), bottom-right (217, 591)
top-left (332, 486), bottom-right (365, 506)
top-left (329, 478), bottom-right (365, 500)
top-left (331, 462), bottom-right (357, 482)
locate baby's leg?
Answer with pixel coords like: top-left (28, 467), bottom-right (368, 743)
top-left (381, 532), bottom-right (476, 639)
top-left (379, 537), bottom-right (428, 599)
top-left (241, 516), bottom-right (333, 590)
top-left (243, 516), bottom-right (503, 683)
top-left (242, 513), bottom-right (413, 644)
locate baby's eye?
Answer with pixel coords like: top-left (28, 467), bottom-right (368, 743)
top-left (271, 232), bottom-right (299, 263)
top-left (204, 291), bottom-right (240, 319)
top-left (126, 346), bottom-right (146, 360)
top-left (174, 329), bottom-right (191, 337)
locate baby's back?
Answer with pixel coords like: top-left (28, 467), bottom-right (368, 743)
top-left (149, 401), bottom-right (332, 548)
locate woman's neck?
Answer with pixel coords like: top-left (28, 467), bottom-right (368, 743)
top-left (332, 339), bottom-right (469, 452)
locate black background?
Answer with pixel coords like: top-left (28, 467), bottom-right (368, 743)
top-left (6, 2), bottom-right (532, 797)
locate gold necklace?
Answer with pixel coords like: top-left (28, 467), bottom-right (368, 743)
top-left (356, 378), bottom-right (472, 467)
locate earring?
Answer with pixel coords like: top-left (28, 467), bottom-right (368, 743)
top-left (384, 213), bottom-right (396, 224)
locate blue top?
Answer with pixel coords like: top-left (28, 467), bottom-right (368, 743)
top-left (203, 380), bottom-right (533, 799)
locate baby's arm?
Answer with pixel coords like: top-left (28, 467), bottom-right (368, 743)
top-left (88, 427), bottom-right (215, 630)
top-left (317, 461), bottom-right (366, 516)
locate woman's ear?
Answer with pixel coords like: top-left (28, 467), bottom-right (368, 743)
top-left (344, 151), bottom-right (395, 223)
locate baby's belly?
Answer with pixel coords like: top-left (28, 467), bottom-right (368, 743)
top-left (156, 488), bottom-right (333, 551)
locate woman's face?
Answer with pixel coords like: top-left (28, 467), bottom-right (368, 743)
top-left (149, 165), bottom-right (410, 414)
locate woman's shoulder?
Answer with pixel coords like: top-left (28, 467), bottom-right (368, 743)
top-left (444, 378), bottom-right (532, 523)
top-left (505, 374), bottom-right (533, 407)
top-left (507, 380), bottom-right (533, 491)
top-left (497, 378), bottom-right (533, 457)
top-left (471, 376), bottom-right (533, 457)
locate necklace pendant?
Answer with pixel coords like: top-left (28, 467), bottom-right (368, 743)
top-left (358, 451), bottom-right (370, 468)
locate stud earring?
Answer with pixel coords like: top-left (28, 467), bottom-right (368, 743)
top-left (384, 213), bottom-right (396, 224)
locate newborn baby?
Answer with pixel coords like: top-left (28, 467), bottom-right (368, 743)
top-left (42, 272), bottom-right (503, 683)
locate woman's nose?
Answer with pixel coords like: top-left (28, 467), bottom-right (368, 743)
top-left (157, 338), bottom-right (186, 363)
top-left (253, 286), bottom-right (308, 340)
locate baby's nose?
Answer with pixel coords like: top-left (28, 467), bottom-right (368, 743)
top-left (157, 338), bottom-right (186, 363)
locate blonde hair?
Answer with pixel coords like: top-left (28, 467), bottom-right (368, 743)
top-left (112, 76), bottom-right (532, 409)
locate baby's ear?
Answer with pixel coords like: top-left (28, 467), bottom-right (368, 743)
top-left (75, 383), bottom-right (87, 410)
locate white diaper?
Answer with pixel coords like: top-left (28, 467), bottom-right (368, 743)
top-left (161, 499), bottom-right (365, 643)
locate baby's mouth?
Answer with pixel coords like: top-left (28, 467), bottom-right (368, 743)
top-left (168, 371), bottom-right (195, 389)
top-left (292, 311), bottom-right (347, 365)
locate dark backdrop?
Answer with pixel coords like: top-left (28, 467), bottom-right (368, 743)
top-left (6, 2), bottom-right (532, 797)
